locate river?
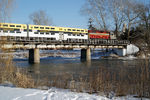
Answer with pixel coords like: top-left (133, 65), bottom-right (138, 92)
top-left (13, 50), bottom-right (147, 81)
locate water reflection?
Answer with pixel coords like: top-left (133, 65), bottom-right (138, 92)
top-left (13, 50), bottom-right (149, 80)
top-left (13, 56), bottom-right (148, 81)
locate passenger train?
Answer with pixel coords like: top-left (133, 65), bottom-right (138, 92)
top-left (0, 23), bottom-right (116, 41)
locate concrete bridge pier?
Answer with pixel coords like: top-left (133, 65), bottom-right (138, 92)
top-left (81, 48), bottom-right (91, 61)
top-left (29, 48), bottom-right (40, 64)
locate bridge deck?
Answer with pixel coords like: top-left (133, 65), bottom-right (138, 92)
top-left (0, 37), bottom-right (130, 49)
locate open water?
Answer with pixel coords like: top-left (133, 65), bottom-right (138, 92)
top-left (13, 50), bottom-right (148, 80)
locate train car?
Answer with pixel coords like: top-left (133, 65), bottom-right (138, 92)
top-left (0, 23), bottom-right (88, 41)
top-left (0, 23), bottom-right (27, 37)
top-left (28, 24), bottom-right (88, 41)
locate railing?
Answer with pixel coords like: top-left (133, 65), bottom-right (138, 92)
top-left (0, 36), bottom-right (130, 46)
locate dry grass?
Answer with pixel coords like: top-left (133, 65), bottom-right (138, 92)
top-left (87, 60), bottom-right (150, 98)
top-left (27, 58), bottom-right (149, 99)
top-left (0, 52), bottom-right (35, 88)
top-left (39, 59), bottom-right (150, 98)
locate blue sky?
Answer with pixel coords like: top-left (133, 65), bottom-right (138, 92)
top-left (10, 0), bottom-right (150, 29)
top-left (11, 0), bottom-right (88, 29)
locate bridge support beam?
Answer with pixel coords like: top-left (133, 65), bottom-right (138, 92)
top-left (81, 48), bottom-right (91, 61)
top-left (29, 48), bottom-right (40, 64)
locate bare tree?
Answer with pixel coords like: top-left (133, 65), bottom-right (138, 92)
top-left (81, 0), bottom-right (109, 30)
top-left (108, 0), bottom-right (126, 38)
top-left (0, 0), bottom-right (15, 22)
top-left (122, 0), bottom-right (145, 40)
top-left (139, 3), bottom-right (150, 30)
top-left (138, 2), bottom-right (150, 50)
top-left (81, 0), bottom-right (146, 40)
top-left (81, 0), bottom-right (128, 33)
top-left (29, 10), bottom-right (53, 25)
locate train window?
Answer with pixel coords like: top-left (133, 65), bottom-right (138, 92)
top-left (77, 34), bottom-right (80, 36)
top-left (81, 34), bottom-right (84, 36)
top-left (68, 33), bottom-right (71, 36)
top-left (10, 31), bottom-right (15, 33)
top-left (29, 30), bottom-right (32, 32)
top-left (81, 30), bottom-right (84, 32)
top-left (46, 32), bottom-right (50, 35)
top-left (68, 29), bottom-right (71, 31)
top-left (40, 27), bottom-right (44, 29)
top-left (46, 27), bottom-right (49, 29)
top-left (23, 29), bottom-right (32, 32)
top-left (40, 32), bottom-right (44, 34)
top-left (16, 31), bottom-right (21, 33)
top-left (3, 30), bottom-right (8, 33)
top-left (3, 24), bottom-right (8, 27)
top-left (34, 32), bottom-right (38, 34)
top-left (14, 29), bottom-right (20, 31)
top-left (51, 28), bottom-right (55, 30)
top-left (16, 25), bottom-right (21, 28)
top-left (77, 30), bottom-right (80, 32)
top-left (34, 26), bottom-right (39, 29)
top-left (51, 33), bottom-right (55, 35)
top-left (72, 29), bottom-right (76, 31)
top-left (24, 29), bottom-right (27, 32)
top-left (73, 34), bottom-right (76, 36)
top-left (10, 25), bottom-right (15, 27)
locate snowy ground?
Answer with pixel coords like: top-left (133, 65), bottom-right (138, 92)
top-left (0, 86), bottom-right (149, 100)
top-left (126, 44), bottom-right (139, 55)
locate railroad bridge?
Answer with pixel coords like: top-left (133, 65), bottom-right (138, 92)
top-left (0, 37), bottom-right (130, 63)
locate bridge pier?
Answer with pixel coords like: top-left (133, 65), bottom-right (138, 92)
top-left (81, 48), bottom-right (91, 61)
top-left (29, 48), bottom-right (40, 64)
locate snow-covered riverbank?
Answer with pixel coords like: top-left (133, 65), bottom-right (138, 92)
top-left (0, 86), bottom-right (149, 100)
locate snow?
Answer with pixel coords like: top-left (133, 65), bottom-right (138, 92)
top-left (119, 55), bottom-right (137, 60)
top-left (0, 86), bottom-right (106, 100)
top-left (0, 86), bottom-right (149, 100)
top-left (113, 44), bottom-right (139, 56)
top-left (119, 44), bottom-right (139, 59)
top-left (126, 44), bottom-right (139, 55)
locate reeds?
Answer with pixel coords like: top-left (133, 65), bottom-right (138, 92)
top-left (40, 59), bottom-right (150, 98)
top-left (0, 52), bottom-right (35, 88)
top-left (87, 60), bottom-right (150, 98)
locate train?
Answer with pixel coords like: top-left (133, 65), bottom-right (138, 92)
top-left (88, 30), bottom-right (116, 39)
top-left (0, 23), bottom-right (116, 41)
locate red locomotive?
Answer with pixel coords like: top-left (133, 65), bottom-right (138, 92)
top-left (88, 30), bottom-right (111, 39)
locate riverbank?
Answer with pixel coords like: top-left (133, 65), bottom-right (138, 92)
top-left (1, 47), bottom-right (150, 99)
top-left (0, 86), bottom-right (149, 100)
